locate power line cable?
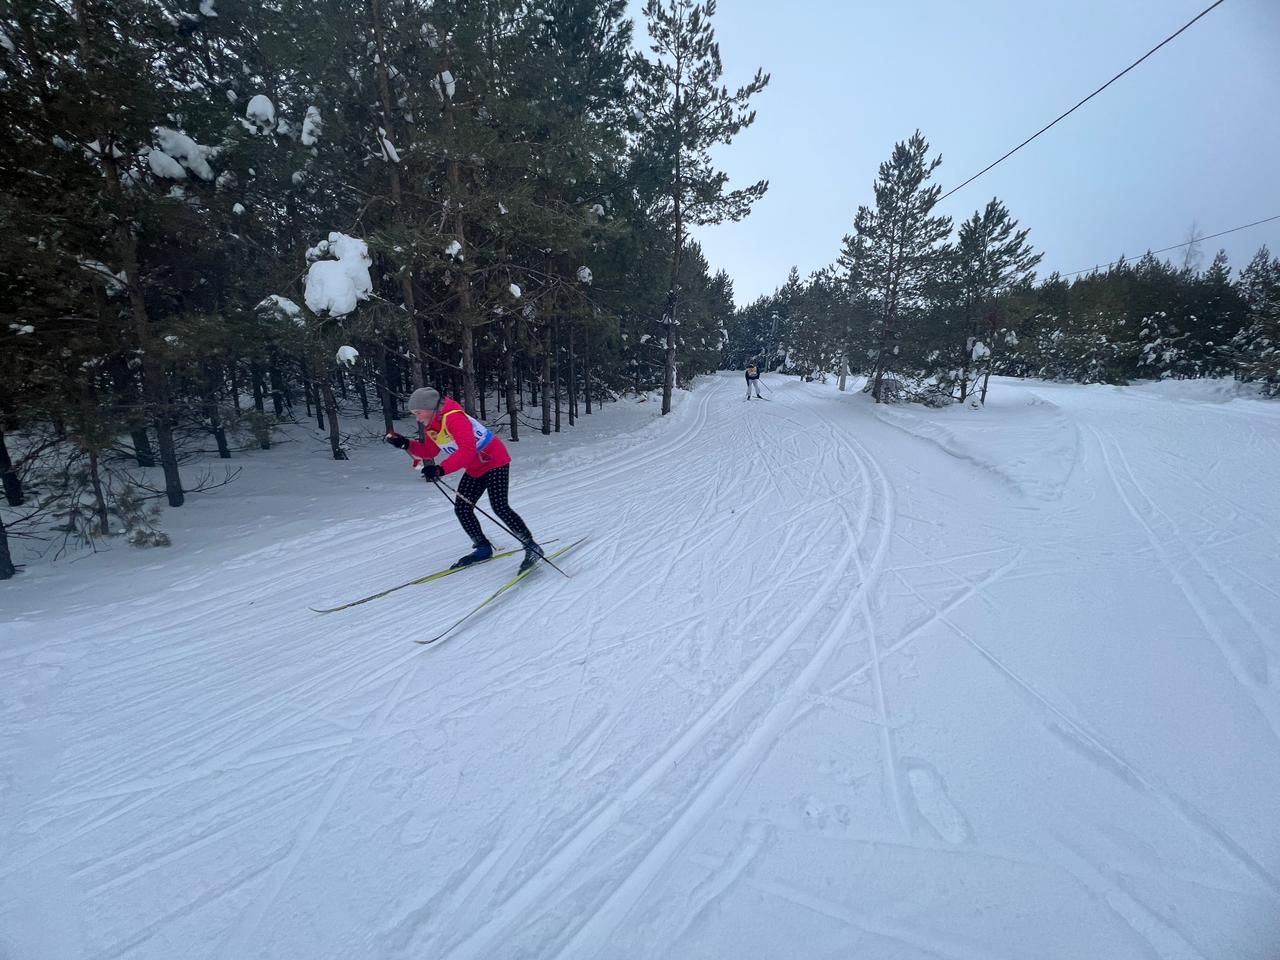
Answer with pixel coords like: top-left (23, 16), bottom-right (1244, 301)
top-left (1059, 213), bottom-right (1280, 278)
top-left (939, 0), bottom-right (1227, 203)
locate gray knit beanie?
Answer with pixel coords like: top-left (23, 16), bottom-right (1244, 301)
top-left (407, 387), bottom-right (441, 412)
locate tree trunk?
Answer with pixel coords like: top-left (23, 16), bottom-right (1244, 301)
top-left (205, 366), bottom-right (230, 459)
top-left (0, 514), bottom-right (15, 580)
top-left (301, 361), bottom-right (323, 429)
top-left (431, 36), bottom-right (477, 411)
top-left (871, 220), bottom-right (904, 404)
top-left (251, 360), bottom-right (266, 414)
top-left (269, 353), bottom-right (286, 416)
top-left (568, 322), bottom-right (577, 426)
top-left (111, 350), bottom-right (154, 467)
top-left (249, 361), bottom-right (271, 450)
top-left (356, 370), bottom-right (370, 419)
top-left (229, 357), bottom-right (242, 413)
top-left (370, 0), bottom-right (424, 390)
top-left (74, 3), bottom-right (167, 488)
top-left (553, 312), bottom-right (561, 433)
top-left (154, 408), bottom-right (184, 507)
top-left (129, 427), bottom-right (155, 468)
top-left (872, 299), bottom-right (898, 404)
top-left (541, 326), bottom-right (552, 435)
top-left (0, 426), bottom-right (23, 506)
top-left (662, 244), bottom-right (682, 415)
top-left (321, 377), bottom-right (347, 460)
top-left (453, 165), bottom-right (478, 415)
top-left (504, 314), bottom-right (519, 441)
top-left (88, 448), bottom-right (110, 536)
top-left (478, 362), bottom-right (487, 420)
top-left (377, 339), bottom-right (396, 432)
top-left (91, 87), bottom-right (183, 503)
top-left (584, 327), bottom-right (592, 414)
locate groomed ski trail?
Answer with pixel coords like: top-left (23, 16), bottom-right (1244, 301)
top-left (3, 372), bottom-right (1279, 960)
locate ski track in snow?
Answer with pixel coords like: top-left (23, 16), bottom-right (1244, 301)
top-left (3, 373), bottom-right (1279, 960)
top-left (1089, 425), bottom-right (1278, 721)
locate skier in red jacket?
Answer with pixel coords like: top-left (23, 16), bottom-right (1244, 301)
top-left (385, 387), bottom-right (543, 571)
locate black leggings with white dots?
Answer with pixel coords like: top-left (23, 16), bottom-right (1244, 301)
top-left (454, 465), bottom-right (533, 546)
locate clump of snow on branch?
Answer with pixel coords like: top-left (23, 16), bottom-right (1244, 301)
top-left (508, 283), bottom-right (522, 299)
top-left (301, 107), bottom-right (322, 146)
top-left (431, 71), bottom-right (456, 101)
top-left (153, 128), bottom-right (217, 180)
top-left (199, 0), bottom-right (217, 16)
top-left (147, 148), bottom-right (187, 180)
top-left (576, 266), bottom-right (593, 285)
top-left (10, 323), bottom-right (35, 335)
top-left (376, 128), bottom-right (400, 163)
top-left (246, 95), bottom-right (276, 133)
top-left (336, 345), bottom-right (359, 366)
top-left (304, 234), bottom-right (373, 317)
top-left (85, 140), bottom-right (124, 162)
top-left (78, 259), bottom-right (126, 295)
top-left (232, 203), bottom-right (245, 215)
top-left (444, 240), bottom-right (463, 261)
top-left (256, 295), bottom-right (305, 326)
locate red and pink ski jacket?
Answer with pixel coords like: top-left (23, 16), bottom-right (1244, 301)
top-left (406, 398), bottom-right (510, 478)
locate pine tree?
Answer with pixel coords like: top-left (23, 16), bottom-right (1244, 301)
top-left (632, 0), bottom-right (768, 414)
top-left (951, 198), bottom-right (1041, 402)
top-left (1232, 246), bottom-right (1280, 394)
top-left (840, 132), bottom-right (951, 402)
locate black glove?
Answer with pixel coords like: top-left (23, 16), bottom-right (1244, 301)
top-left (384, 432), bottom-right (411, 450)
top-left (421, 462), bottom-right (444, 481)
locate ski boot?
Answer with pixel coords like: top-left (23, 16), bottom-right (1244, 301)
top-left (518, 540), bottom-right (545, 573)
top-left (452, 539), bottom-right (494, 569)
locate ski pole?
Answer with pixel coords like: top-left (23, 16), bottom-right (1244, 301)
top-left (431, 478), bottom-right (569, 578)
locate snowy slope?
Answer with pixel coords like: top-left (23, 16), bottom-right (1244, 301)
top-left (2, 373), bottom-right (1279, 960)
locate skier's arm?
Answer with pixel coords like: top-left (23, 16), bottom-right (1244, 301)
top-left (407, 435), bottom-right (440, 461)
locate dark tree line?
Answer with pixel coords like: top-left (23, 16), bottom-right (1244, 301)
top-left (727, 131), bottom-right (1279, 406)
top-left (0, 0), bottom-right (766, 575)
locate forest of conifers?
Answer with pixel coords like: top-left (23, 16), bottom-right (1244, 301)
top-left (1, 0), bottom-right (1276, 578)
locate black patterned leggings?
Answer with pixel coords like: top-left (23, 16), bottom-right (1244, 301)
top-left (454, 465), bottom-right (533, 546)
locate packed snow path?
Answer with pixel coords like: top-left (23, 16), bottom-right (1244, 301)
top-left (3, 373), bottom-right (1279, 959)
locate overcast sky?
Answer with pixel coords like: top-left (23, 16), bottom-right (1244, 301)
top-left (629, 0), bottom-right (1280, 305)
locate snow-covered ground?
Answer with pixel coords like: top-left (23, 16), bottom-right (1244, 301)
top-left (2, 372), bottom-right (1278, 960)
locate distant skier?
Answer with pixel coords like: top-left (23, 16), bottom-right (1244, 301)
top-left (385, 387), bottom-right (544, 571)
top-left (745, 362), bottom-right (764, 399)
